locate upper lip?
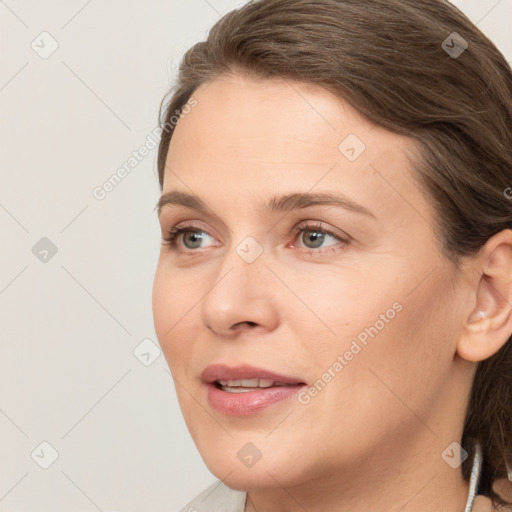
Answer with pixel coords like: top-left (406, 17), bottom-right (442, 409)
top-left (201, 364), bottom-right (306, 385)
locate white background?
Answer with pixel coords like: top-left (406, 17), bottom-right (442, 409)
top-left (0, 0), bottom-right (511, 510)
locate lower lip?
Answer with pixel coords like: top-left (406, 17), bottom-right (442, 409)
top-left (205, 383), bottom-right (306, 416)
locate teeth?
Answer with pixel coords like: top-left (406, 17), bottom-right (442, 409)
top-left (216, 378), bottom-right (300, 392)
top-left (217, 378), bottom-right (276, 388)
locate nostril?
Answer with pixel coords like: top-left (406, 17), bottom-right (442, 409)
top-left (234, 321), bottom-right (258, 329)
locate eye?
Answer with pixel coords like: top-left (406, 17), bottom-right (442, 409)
top-left (161, 221), bottom-right (350, 255)
top-left (161, 222), bottom-right (217, 252)
top-left (290, 222), bottom-right (350, 254)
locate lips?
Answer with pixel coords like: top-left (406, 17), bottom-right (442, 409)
top-left (201, 364), bottom-right (306, 386)
top-left (201, 364), bottom-right (307, 416)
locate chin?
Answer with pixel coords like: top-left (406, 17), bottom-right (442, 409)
top-left (196, 438), bottom-right (308, 491)
top-left (211, 464), bottom-right (293, 491)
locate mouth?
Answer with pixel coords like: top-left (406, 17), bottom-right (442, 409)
top-left (201, 364), bottom-right (307, 416)
top-left (214, 378), bottom-right (303, 393)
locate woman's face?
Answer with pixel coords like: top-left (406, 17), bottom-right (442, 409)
top-left (152, 74), bottom-right (472, 490)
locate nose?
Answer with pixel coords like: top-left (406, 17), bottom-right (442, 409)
top-left (200, 244), bottom-right (280, 338)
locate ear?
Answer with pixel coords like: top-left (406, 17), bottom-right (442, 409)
top-left (457, 229), bottom-right (512, 362)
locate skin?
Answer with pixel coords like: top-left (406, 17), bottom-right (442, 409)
top-left (152, 73), bottom-right (512, 512)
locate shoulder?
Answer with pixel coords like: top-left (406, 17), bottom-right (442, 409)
top-left (176, 479), bottom-right (247, 512)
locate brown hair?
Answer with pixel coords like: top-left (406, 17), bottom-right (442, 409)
top-left (156, 0), bottom-right (512, 506)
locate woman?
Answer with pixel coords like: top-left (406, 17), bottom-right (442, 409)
top-left (152, 0), bottom-right (512, 510)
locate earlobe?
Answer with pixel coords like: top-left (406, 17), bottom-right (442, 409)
top-left (457, 230), bottom-right (512, 363)
top-left (468, 310), bottom-right (486, 322)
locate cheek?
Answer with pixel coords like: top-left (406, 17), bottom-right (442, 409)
top-left (281, 283), bottom-right (448, 463)
top-left (152, 263), bottom-right (196, 371)
top-left (292, 262), bottom-right (452, 405)
top-left (287, 266), bottom-right (402, 349)
top-left (152, 266), bottom-right (203, 426)
top-left (331, 272), bottom-right (456, 419)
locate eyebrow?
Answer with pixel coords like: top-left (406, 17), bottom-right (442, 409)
top-left (156, 190), bottom-right (376, 219)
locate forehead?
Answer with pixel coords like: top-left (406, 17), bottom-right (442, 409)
top-left (169, 75), bottom-right (379, 163)
top-left (163, 73), bottom-right (433, 230)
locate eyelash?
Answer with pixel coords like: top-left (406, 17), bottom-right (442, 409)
top-left (161, 221), bottom-right (350, 256)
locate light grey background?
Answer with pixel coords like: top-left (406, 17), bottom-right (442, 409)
top-left (0, 1), bottom-right (511, 510)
